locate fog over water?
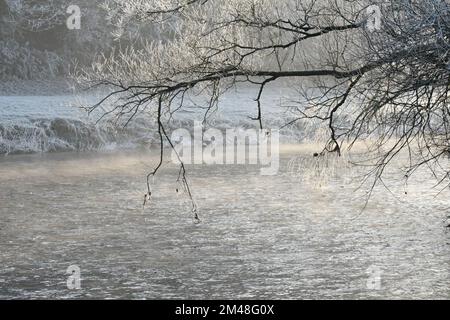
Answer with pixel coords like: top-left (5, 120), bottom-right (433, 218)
top-left (0, 88), bottom-right (449, 299)
top-left (0, 148), bottom-right (449, 299)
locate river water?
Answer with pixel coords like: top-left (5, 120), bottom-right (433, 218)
top-left (0, 148), bottom-right (449, 299)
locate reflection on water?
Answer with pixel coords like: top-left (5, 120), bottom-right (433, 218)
top-left (0, 148), bottom-right (449, 299)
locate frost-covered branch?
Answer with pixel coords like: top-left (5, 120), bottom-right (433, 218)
top-left (78, 0), bottom-right (450, 199)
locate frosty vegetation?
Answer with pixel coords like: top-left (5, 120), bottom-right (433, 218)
top-left (3, 0), bottom-right (450, 200)
top-left (75, 0), bottom-right (450, 193)
top-left (0, 0), bottom-right (154, 81)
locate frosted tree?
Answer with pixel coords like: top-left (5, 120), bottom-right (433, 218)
top-left (78, 0), bottom-right (450, 204)
top-left (0, 0), bottom-right (119, 80)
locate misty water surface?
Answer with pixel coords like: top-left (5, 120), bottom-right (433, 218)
top-left (0, 149), bottom-right (449, 299)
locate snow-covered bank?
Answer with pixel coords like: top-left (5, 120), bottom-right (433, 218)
top-left (0, 85), bottom-right (321, 155)
top-left (0, 95), bottom-right (154, 154)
